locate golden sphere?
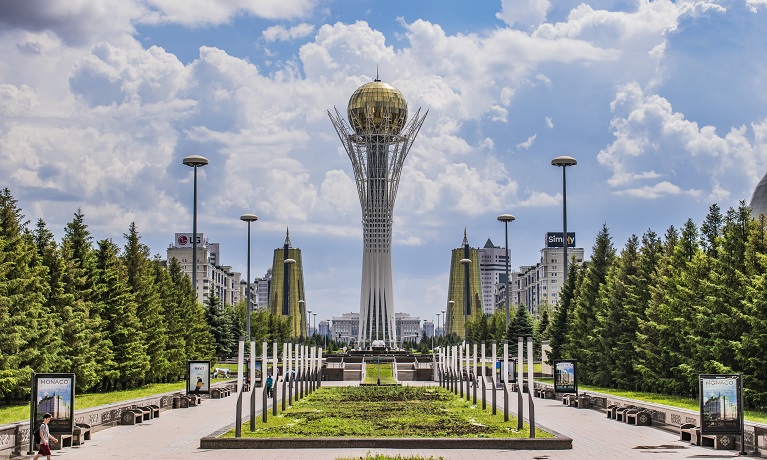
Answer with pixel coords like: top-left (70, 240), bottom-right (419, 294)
top-left (347, 80), bottom-right (408, 135)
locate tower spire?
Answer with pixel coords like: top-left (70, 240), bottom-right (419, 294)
top-left (375, 64), bottom-right (380, 82)
top-left (284, 227), bottom-right (292, 247)
top-left (462, 226), bottom-right (468, 246)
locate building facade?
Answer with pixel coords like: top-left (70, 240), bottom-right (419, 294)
top-left (478, 238), bottom-right (508, 316)
top-left (329, 79), bottom-right (427, 348)
top-left (510, 233), bottom-right (584, 315)
top-left (166, 233), bottom-right (243, 307)
top-left (444, 230), bottom-right (484, 338)
top-left (396, 313), bottom-right (422, 344)
top-left (267, 229), bottom-right (307, 339)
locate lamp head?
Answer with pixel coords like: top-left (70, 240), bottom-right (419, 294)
top-left (497, 213), bottom-right (516, 223)
top-left (460, 258), bottom-right (472, 265)
top-left (183, 155), bottom-right (209, 167)
top-left (284, 258), bottom-right (296, 265)
top-left (240, 213), bottom-right (258, 222)
top-left (551, 155), bottom-right (577, 167)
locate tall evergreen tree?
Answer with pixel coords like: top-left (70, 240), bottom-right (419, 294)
top-left (123, 223), bottom-right (169, 383)
top-left (169, 258), bottom-right (214, 361)
top-left (700, 203), bottom-right (723, 257)
top-left (593, 234), bottom-right (640, 388)
top-left (93, 239), bottom-right (149, 389)
top-left (740, 214), bottom-right (767, 408)
top-left (565, 224), bottom-right (615, 383)
top-left (549, 260), bottom-right (580, 363)
top-left (0, 189), bottom-right (49, 402)
top-left (60, 209), bottom-right (111, 392)
top-left (205, 289), bottom-right (235, 357)
top-left (155, 258), bottom-right (186, 381)
top-left (31, 219), bottom-right (66, 372)
top-left (507, 305), bottom-right (534, 353)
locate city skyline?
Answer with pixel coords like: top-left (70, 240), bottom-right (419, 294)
top-left (2, 0), bottom-right (766, 324)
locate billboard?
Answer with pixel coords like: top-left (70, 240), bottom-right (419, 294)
top-left (174, 233), bottom-right (205, 248)
top-left (495, 359), bottom-right (516, 383)
top-left (700, 374), bottom-right (743, 435)
top-left (33, 373), bottom-right (75, 434)
top-left (187, 361), bottom-right (211, 394)
top-left (546, 232), bottom-right (576, 248)
top-left (553, 360), bottom-right (577, 393)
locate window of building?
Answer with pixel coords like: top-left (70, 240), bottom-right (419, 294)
top-left (551, 279), bottom-right (557, 284)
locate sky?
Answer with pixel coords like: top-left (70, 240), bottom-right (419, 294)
top-left (2, 0), bottom-right (767, 327)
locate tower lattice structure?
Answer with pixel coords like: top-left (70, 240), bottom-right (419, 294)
top-left (329, 79), bottom-right (427, 348)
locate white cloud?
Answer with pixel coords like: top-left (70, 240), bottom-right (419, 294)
top-left (516, 134), bottom-right (536, 150)
top-left (263, 23), bottom-right (315, 42)
top-left (598, 82), bottom-right (767, 201)
top-left (143, 0), bottom-right (317, 26)
top-left (545, 116), bottom-right (553, 129)
top-left (496, 0), bottom-right (551, 29)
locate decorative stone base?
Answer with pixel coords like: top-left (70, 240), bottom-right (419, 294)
top-left (199, 436), bottom-right (573, 450)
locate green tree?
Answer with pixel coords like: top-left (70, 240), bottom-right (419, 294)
top-left (566, 224), bottom-right (615, 383)
top-left (93, 239), bottom-right (149, 389)
top-left (0, 189), bottom-right (50, 402)
top-left (31, 219), bottom-right (66, 373)
top-left (168, 257), bottom-right (214, 362)
top-left (549, 260), bottom-right (580, 363)
top-left (123, 223), bottom-right (168, 383)
top-left (740, 214), bottom-right (767, 408)
top-left (204, 289), bottom-right (234, 357)
top-left (507, 305), bottom-right (534, 354)
top-left (154, 258), bottom-right (186, 381)
top-left (59, 211), bottom-right (108, 392)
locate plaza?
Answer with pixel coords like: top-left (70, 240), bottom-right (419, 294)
top-left (37, 381), bottom-right (736, 460)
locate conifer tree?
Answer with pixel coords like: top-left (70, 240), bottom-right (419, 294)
top-left (31, 219), bottom-right (66, 372)
top-left (549, 260), bottom-right (580, 363)
top-left (123, 223), bottom-right (169, 383)
top-left (155, 258), bottom-right (187, 381)
top-left (740, 214), bottom-right (767, 408)
top-left (507, 305), bottom-right (534, 354)
top-left (60, 209), bottom-right (111, 391)
top-left (93, 239), bottom-right (149, 389)
top-left (169, 259), bottom-right (214, 362)
top-left (0, 189), bottom-right (49, 402)
top-left (205, 289), bottom-right (235, 357)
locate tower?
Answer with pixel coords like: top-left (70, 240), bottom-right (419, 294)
top-left (268, 228), bottom-right (306, 338)
top-left (445, 229), bottom-right (483, 339)
top-left (329, 78), bottom-right (427, 348)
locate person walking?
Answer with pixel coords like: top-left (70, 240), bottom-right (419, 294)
top-left (33, 413), bottom-right (58, 460)
top-left (265, 375), bottom-right (274, 398)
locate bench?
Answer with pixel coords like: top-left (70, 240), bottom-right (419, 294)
top-left (606, 404), bottom-right (620, 419)
top-left (73, 423), bottom-right (91, 445)
top-left (701, 434), bottom-right (736, 450)
top-left (680, 423), bottom-right (700, 444)
top-left (49, 433), bottom-right (73, 450)
top-left (210, 387), bottom-right (226, 399)
top-left (625, 408), bottom-right (652, 426)
top-left (562, 393), bottom-right (578, 407)
top-left (139, 405), bottom-right (158, 419)
top-left (615, 406), bottom-right (630, 422)
top-left (534, 387), bottom-right (555, 399)
top-left (121, 408), bottom-right (145, 424)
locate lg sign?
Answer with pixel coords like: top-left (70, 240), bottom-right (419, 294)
top-left (175, 233), bottom-right (202, 247)
top-left (546, 232), bottom-right (576, 248)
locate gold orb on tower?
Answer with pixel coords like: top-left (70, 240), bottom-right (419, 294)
top-left (347, 80), bottom-right (408, 136)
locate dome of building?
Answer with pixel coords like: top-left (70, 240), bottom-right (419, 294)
top-left (750, 171), bottom-right (767, 217)
top-left (347, 80), bottom-right (408, 135)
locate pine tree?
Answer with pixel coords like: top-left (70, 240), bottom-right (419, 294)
top-left (93, 239), bottom-right (149, 389)
top-left (60, 209), bottom-right (111, 392)
top-left (566, 224), bottom-right (615, 384)
top-left (123, 223), bottom-right (169, 383)
top-left (549, 260), bottom-right (579, 363)
top-left (205, 289), bottom-right (235, 357)
top-left (31, 219), bottom-right (66, 372)
top-left (155, 258), bottom-right (186, 381)
top-left (507, 305), bottom-right (534, 354)
top-left (0, 189), bottom-right (50, 402)
top-left (169, 260), bottom-right (214, 361)
top-left (740, 214), bottom-right (767, 408)
top-left (700, 203), bottom-right (723, 257)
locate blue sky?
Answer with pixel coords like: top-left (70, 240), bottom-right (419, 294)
top-left (2, 0), bottom-right (767, 326)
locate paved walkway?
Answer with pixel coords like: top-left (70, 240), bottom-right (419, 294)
top-left (36, 381), bottom-right (741, 460)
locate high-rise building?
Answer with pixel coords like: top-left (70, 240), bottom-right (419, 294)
top-left (510, 233), bottom-right (584, 315)
top-left (478, 238), bottom-right (507, 315)
top-left (167, 232), bottom-right (242, 307)
top-left (396, 313), bottom-right (422, 344)
top-left (329, 78), bottom-right (427, 348)
top-left (444, 229), bottom-right (484, 338)
top-left (267, 229), bottom-right (306, 339)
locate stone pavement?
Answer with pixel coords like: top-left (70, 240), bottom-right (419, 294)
top-left (32, 381), bottom-right (743, 460)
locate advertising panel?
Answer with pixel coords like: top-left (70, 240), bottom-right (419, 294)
top-left (33, 373), bottom-right (75, 434)
top-left (174, 233), bottom-right (205, 248)
top-left (546, 232), bottom-right (576, 248)
top-left (495, 359), bottom-right (517, 383)
top-left (553, 360), bottom-right (577, 393)
top-left (187, 361), bottom-right (211, 394)
top-left (700, 374), bottom-right (743, 435)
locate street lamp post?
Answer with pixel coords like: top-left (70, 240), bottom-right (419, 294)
top-left (312, 313), bottom-right (317, 338)
top-left (551, 156), bottom-right (577, 284)
top-left (307, 309), bottom-right (312, 337)
top-left (240, 213), bottom-right (258, 339)
top-left (182, 155), bottom-right (208, 299)
top-left (460, 258), bottom-right (472, 340)
top-left (436, 313), bottom-right (441, 341)
top-left (497, 214), bottom-right (515, 331)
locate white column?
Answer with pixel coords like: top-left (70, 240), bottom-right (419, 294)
top-left (237, 339), bottom-right (245, 393)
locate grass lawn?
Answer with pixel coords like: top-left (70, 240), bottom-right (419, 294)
top-left (0, 382), bottom-right (186, 426)
top-left (227, 385), bottom-right (552, 438)
top-left (364, 364), bottom-right (396, 385)
top-left (536, 379), bottom-right (767, 424)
